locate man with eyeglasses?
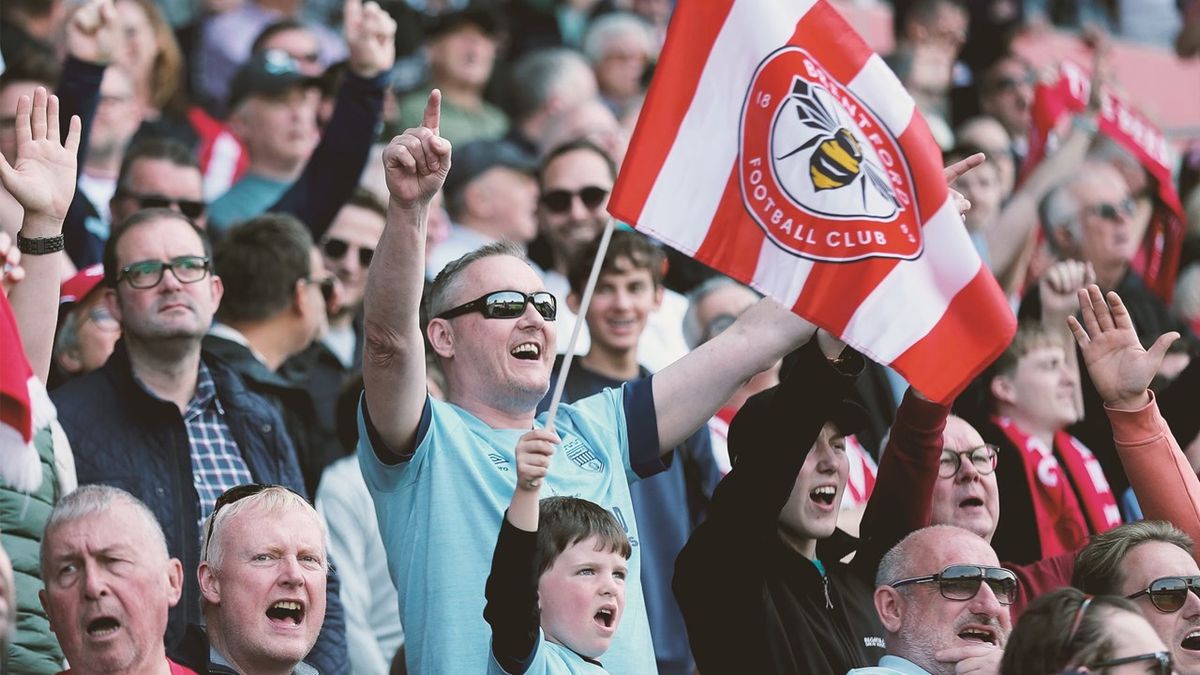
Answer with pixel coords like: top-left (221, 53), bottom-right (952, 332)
top-left (536, 138), bottom-right (689, 371)
top-left (50, 209), bottom-right (347, 673)
top-left (978, 55), bottom-right (1035, 157)
top-left (861, 284), bottom-right (1200, 620)
top-left (205, 213), bottom-right (340, 497)
top-left (288, 189), bottom-right (386, 469)
top-left (110, 138), bottom-right (208, 230)
top-left (1076, 521), bottom-right (1200, 675)
top-left (425, 138), bottom-right (539, 279)
top-left (850, 525), bottom-right (1014, 675)
top-left (208, 1), bottom-right (396, 235)
top-left (362, 92), bottom-right (835, 673)
top-left (1035, 161), bottom-right (1188, 352)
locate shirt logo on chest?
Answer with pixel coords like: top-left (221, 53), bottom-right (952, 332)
top-left (488, 453), bottom-right (511, 472)
top-left (563, 435), bottom-right (604, 473)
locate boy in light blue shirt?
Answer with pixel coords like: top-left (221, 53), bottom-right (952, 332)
top-left (483, 428), bottom-right (630, 674)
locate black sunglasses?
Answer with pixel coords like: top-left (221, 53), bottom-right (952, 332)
top-left (120, 190), bottom-right (206, 220)
top-left (321, 237), bottom-right (374, 267)
top-left (939, 444), bottom-right (999, 479)
top-left (436, 290), bottom-right (556, 321)
top-left (1087, 652), bottom-right (1173, 675)
top-left (201, 483), bottom-right (304, 560)
top-left (890, 564), bottom-right (1019, 605)
top-left (118, 255), bottom-right (211, 289)
top-left (1128, 575), bottom-right (1200, 613)
top-left (1087, 197), bottom-right (1136, 222)
top-left (539, 186), bottom-right (609, 214)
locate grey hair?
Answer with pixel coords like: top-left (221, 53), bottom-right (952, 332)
top-left (1040, 183), bottom-right (1082, 256)
top-left (876, 524), bottom-right (976, 588)
top-left (582, 12), bottom-right (655, 65)
top-left (200, 486), bottom-right (327, 572)
top-left (41, 485), bottom-right (169, 577)
top-left (426, 241), bottom-right (530, 320)
top-left (509, 48), bottom-right (593, 124)
top-left (681, 276), bottom-right (760, 349)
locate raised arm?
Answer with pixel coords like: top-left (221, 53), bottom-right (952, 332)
top-left (485, 428), bottom-right (559, 673)
top-left (988, 54), bottom-right (1105, 293)
top-left (361, 91), bottom-right (450, 455)
top-left (1068, 285), bottom-right (1200, 549)
top-left (268, 0), bottom-right (395, 239)
top-left (651, 297), bottom-right (816, 453)
top-left (1038, 259), bottom-right (1094, 419)
top-left (1, 89), bottom-right (82, 383)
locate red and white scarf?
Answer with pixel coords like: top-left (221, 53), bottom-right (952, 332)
top-left (0, 290), bottom-right (52, 492)
top-left (992, 415), bottom-right (1122, 557)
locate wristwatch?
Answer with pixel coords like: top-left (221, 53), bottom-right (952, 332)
top-left (16, 231), bottom-right (65, 255)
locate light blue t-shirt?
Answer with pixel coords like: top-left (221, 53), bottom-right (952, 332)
top-left (488, 629), bottom-right (610, 675)
top-left (357, 383), bottom-right (663, 675)
top-left (207, 173), bottom-right (289, 232)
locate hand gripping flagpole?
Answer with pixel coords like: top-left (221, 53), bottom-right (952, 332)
top-left (543, 216), bottom-right (617, 435)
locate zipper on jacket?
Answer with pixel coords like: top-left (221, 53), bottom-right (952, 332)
top-left (823, 574), bottom-right (833, 610)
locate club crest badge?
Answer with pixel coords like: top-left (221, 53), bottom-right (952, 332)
top-left (563, 436), bottom-right (604, 473)
top-left (739, 46), bottom-right (923, 262)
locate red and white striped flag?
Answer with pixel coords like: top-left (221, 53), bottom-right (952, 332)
top-left (609, 0), bottom-right (1015, 403)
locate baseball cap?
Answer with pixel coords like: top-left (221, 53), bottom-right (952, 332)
top-left (442, 140), bottom-right (538, 204)
top-left (60, 264), bottom-right (106, 307)
top-left (227, 50), bottom-right (322, 111)
top-left (425, 5), bottom-right (505, 40)
top-left (725, 385), bottom-right (869, 468)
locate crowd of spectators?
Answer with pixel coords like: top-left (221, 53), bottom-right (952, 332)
top-left (2, 0), bottom-right (1200, 673)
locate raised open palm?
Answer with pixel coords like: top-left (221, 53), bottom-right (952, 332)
top-left (0, 88), bottom-right (81, 222)
top-left (1067, 285), bottom-right (1178, 409)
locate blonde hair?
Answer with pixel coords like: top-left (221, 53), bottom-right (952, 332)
top-left (200, 486), bottom-right (327, 571)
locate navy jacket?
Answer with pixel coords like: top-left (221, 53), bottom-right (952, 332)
top-left (51, 341), bottom-right (348, 674)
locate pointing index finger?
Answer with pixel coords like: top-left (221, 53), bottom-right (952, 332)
top-left (423, 89), bottom-right (441, 135)
top-left (943, 152), bottom-right (986, 183)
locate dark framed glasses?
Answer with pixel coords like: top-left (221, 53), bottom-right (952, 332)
top-left (117, 255), bottom-right (211, 289)
top-left (1086, 197), bottom-right (1136, 222)
top-left (302, 275), bottom-right (336, 303)
top-left (119, 190), bottom-right (206, 220)
top-left (1127, 575), bottom-right (1200, 613)
top-left (939, 444), bottom-right (999, 478)
top-left (889, 564), bottom-right (1019, 605)
top-left (320, 237), bottom-right (374, 267)
top-left (436, 290), bottom-right (556, 321)
top-left (1087, 652), bottom-right (1173, 675)
top-left (201, 483), bottom-right (302, 560)
top-left (539, 186), bottom-right (609, 214)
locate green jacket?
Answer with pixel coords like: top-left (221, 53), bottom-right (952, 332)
top-left (2, 426), bottom-right (65, 674)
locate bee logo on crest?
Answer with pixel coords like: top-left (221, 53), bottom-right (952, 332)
top-left (776, 79), bottom-right (898, 211)
top-left (738, 46), bottom-right (923, 262)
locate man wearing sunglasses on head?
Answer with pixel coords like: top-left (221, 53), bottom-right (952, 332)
top-left (204, 214), bottom-right (341, 497)
top-left (850, 525), bottom-right (1016, 675)
top-left (50, 209), bottom-right (347, 673)
top-left (362, 91), bottom-right (830, 674)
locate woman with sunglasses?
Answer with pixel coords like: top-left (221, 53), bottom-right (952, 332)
top-left (1001, 587), bottom-right (1175, 675)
